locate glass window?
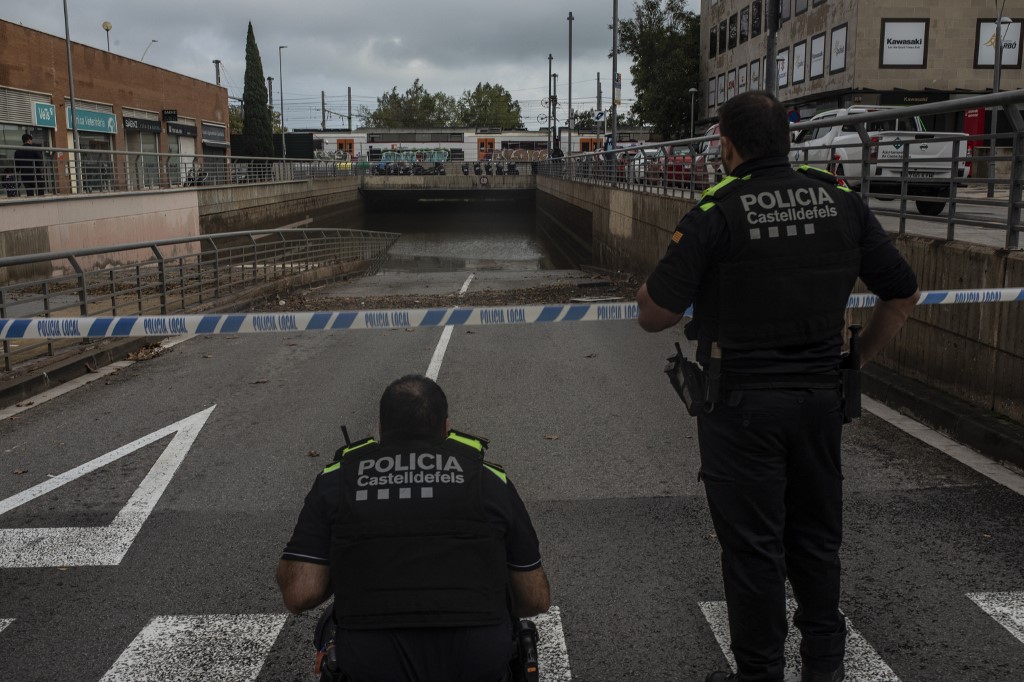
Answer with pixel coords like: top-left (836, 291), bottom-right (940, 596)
top-left (719, 20), bottom-right (727, 54)
top-left (740, 7), bottom-right (750, 43)
top-left (729, 14), bottom-right (738, 50)
top-left (796, 0), bottom-right (808, 15)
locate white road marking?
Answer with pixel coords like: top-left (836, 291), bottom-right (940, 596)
top-left (0, 618), bottom-right (13, 634)
top-left (425, 273), bottom-right (475, 381)
top-left (699, 600), bottom-right (899, 681)
top-left (0, 406), bottom-right (215, 567)
top-left (968, 592), bottom-right (1024, 644)
top-left (99, 613), bottom-right (287, 682)
top-left (863, 396), bottom-right (1024, 496)
top-left (0, 362), bottom-right (133, 422)
top-left (534, 606), bottom-right (572, 681)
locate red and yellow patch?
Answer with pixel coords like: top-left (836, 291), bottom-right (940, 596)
top-left (671, 230), bottom-right (683, 244)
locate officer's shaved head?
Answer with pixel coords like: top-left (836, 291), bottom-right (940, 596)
top-left (379, 375), bottom-right (449, 443)
top-left (718, 91), bottom-right (791, 161)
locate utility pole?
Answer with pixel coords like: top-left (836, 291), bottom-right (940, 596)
top-left (348, 87), bottom-right (352, 132)
top-left (552, 73), bottom-right (559, 149)
top-left (568, 11), bottom-right (574, 156)
top-left (765, 0), bottom-right (779, 97)
top-left (597, 72), bottom-right (602, 112)
top-left (548, 54), bottom-right (554, 150)
top-left (322, 91), bottom-right (326, 130)
top-left (612, 0), bottom-right (619, 147)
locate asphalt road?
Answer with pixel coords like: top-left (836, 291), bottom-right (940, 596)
top-left (1, 271), bottom-right (1022, 682)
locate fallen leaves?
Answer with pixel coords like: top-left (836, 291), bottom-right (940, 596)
top-left (307, 450), bottom-right (320, 458)
top-left (127, 344), bottom-right (167, 362)
top-left (13, 469), bottom-right (27, 475)
top-left (544, 435), bottom-right (560, 441)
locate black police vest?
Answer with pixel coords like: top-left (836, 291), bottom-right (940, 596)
top-left (692, 168), bottom-right (862, 350)
top-left (329, 433), bottom-right (508, 629)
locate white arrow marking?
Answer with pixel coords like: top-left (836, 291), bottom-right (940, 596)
top-left (968, 592), bottom-right (1024, 644)
top-left (0, 406), bottom-right (216, 568)
top-left (534, 606), bottom-right (572, 681)
top-left (700, 600), bottom-right (899, 681)
top-left (100, 614), bottom-right (286, 682)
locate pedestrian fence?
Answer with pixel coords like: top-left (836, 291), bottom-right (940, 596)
top-left (537, 89), bottom-right (1024, 250)
top-left (0, 225), bottom-right (400, 372)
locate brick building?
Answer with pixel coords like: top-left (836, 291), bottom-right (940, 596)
top-left (700, 0), bottom-right (1023, 131)
top-left (0, 19), bottom-right (229, 193)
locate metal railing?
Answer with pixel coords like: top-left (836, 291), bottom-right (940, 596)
top-left (0, 225), bottom-right (400, 372)
top-left (537, 89), bottom-right (1024, 250)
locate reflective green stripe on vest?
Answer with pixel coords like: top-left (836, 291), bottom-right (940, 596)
top-left (447, 432), bottom-right (483, 451)
top-left (797, 164), bottom-right (853, 192)
top-left (483, 463), bottom-right (507, 483)
top-left (322, 462), bottom-right (340, 474)
top-left (341, 439), bottom-right (377, 457)
top-left (702, 174), bottom-right (741, 200)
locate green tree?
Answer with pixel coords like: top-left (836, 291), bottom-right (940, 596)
top-left (455, 83), bottom-right (523, 128)
top-left (358, 80), bottom-right (459, 128)
top-left (618, 0), bottom-right (701, 139)
top-left (239, 22), bottom-right (274, 157)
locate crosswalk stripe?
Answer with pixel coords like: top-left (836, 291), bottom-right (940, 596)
top-left (967, 592), bottom-right (1024, 644)
top-left (99, 614), bottom-right (287, 682)
top-left (0, 618), bottom-right (13, 634)
top-left (699, 600), bottom-right (900, 681)
top-left (534, 606), bottom-right (572, 681)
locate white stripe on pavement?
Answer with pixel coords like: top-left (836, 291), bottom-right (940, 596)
top-left (425, 273), bottom-right (474, 381)
top-left (699, 600), bottom-right (899, 681)
top-left (0, 618), bottom-right (12, 634)
top-left (100, 614), bottom-right (287, 682)
top-left (968, 592), bottom-right (1024, 644)
top-left (0, 406), bottom-right (215, 567)
top-left (863, 396), bottom-right (1024, 497)
top-left (534, 606), bottom-right (572, 682)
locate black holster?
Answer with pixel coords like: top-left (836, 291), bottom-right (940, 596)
top-left (510, 619), bottom-right (540, 682)
top-left (665, 342), bottom-right (707, 416)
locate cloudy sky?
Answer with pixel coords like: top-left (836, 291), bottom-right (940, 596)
top-left (4, 1), bottom-right (652, 131)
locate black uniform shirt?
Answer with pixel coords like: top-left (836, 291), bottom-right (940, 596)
top-left (645, 156), bottom-right (919, 373)
top-left (282, 444), bottom-right (542, 572)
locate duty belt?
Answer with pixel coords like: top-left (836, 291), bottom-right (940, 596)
top-left (720, 373), bottom-right (841, 391)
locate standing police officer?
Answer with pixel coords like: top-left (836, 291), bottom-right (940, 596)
top-left (636, 92), bottom-right (920, 682)
top-left (277, 375), bottom-right (550, 681)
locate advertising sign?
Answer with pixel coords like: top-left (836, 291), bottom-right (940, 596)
top-left (975, 19), bottom-right (1023, 68)
top-left (613, 73), bottom-right (622, 106)
top-left (123, 117), bottom-right (163, 134)
top-left (708, 77), bottom-right (716, 109)
top-left (829, 25), bottom-right (847, 74)
top-left (738, 65), bottom-right (748, 94)
top-left (777, 48), bottom-right (790, 88)
top-left (727, 69), bottom-right (736, 100)
top-left (792, 42), bottom-right (807, 84)
top-left (167, 122), bottom-right (197, 137)
top-left (32, 102), bottom-right (56, 128)
top-left (67, 108), bottom-right (117, 134)
top-left (880, 19), bottom-right (929, 68)
top-left (750, 59), bottom-right (760, 89)
top-left (810, 33), bottom-right (826, 79)
top-left (201, 123), bottom-right (227, 145)
top-left (717, 74), bottom-right (726, 106)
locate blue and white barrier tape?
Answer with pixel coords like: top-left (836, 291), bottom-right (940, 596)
top-left (1, 288), bottom-right (1022, 340)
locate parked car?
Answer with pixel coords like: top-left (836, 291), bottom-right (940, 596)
top-left (790, 106), bottom-right (970, 216)
top-left (647, 144), bottom-right (697, 187)
top-left (624, 148), bottom-right (659, 183)
top-left (692, 124), bottom-right (724, 189)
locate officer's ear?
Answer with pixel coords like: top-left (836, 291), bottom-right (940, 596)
top-left (443, 416), bottom-right (450, 435)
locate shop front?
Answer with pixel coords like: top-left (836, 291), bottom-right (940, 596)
top-left (166, 112), bottom-right (197, 187)
top-left (66, 102), bottom-right (117, 194)
top-left (123, 109), bottom-right (161, 189)
top-left (0, 87), bottom-right (57, 196)
top-left (201, 122), bottom-right (229, 184)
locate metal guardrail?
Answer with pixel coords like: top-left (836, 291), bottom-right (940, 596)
top-left (537, 89), bottom-right (1024, 250)
top-left (0, 225), bottom-right (400, 372)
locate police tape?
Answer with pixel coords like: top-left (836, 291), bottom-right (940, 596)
top-left (1, 287), bottom-right (1023, 340)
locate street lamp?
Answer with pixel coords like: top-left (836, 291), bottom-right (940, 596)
top-left (140, 39), bottom-right (158, 62)
top-left (988, 10), bottom-right (1012, 197)
top-left (689, 87), bottom-right (698, 138)
top-left (548, 54), bottom-right (553, 152)
top-left (279, 45), bottom-right (287, 159)
top-left (102, 21), bottom-right (111, 51)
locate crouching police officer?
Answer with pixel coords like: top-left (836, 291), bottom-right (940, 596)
top-left (637, 92), bottom-right (920, 682)
top-left (277, 374), bottom-right (550, 682)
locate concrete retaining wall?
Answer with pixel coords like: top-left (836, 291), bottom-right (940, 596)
top-left (537, 178), bottom-right (1024, 425)
top-left (197, 177), bottom-right (362, 233)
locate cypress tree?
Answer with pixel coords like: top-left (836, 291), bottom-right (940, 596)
top-left (240, 22), bottom-right (274, 158)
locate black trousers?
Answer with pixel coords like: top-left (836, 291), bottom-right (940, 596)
top-left (698, 388), bottom-right (847, 681)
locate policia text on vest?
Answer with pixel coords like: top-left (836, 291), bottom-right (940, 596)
top-left (740, 187), bottom-right (840, 224)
